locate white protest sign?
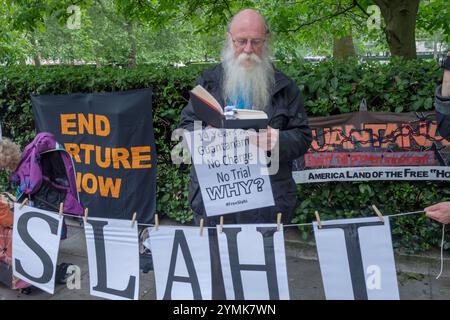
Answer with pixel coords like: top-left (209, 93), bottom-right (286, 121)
top-left (294, 166), bottom-right (450, 183)
top-left (313, 216), bottom-right (399, 300)
top-left (184, 128), bottom-right (274, 216)
top-left (146, 226), bottom-right (212, 300)
top-left (217, 224), bottom-right (289, 300)
top-left (84, 217), bottom-right (140, 300)
top-left (12, 204), bottom-right (63, 294)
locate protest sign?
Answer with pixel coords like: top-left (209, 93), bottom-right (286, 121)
top-left (313, 216), bottom-right (399, 300)
top-left (12, 204), bottom-right (62, 294)
top-left (84, 217), bottom-right (140, 300)
top-left (32, 89), bottom-right (156, 223)
top-left (184, 128), bottom-right (274, 216)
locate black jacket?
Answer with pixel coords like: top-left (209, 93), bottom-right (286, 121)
top-left (436, 85), bottom-right (450, 140)
top-left (179, 64), bottom-right (312, 223)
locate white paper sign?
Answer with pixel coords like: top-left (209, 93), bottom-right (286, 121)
top-left (184, 129), bottom-right (274, 216)
top-left (84, 217), bottom-right (140, 300)
top-left (294, 166), bottom-right (450, 183)
top-left (217, 224), bottom-right (289, 300)
top-left (313, 216), bottom-right (399, 300)
top-left (146, 226), bottom-right (212, 300)
top-left (12, 204), bottom-right (63, 294)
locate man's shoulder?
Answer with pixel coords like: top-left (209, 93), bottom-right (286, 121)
top-left (197, 64), bottom-right (223, 84)
top-left (273, 68), bottom-right (299, 94)
top-left (274, 68), bottom-right (294, 84)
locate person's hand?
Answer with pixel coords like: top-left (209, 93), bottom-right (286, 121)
top-left (424, 201), bottom-right (450, 224)
top-left (443, 67), bottom-right (450, 96)
top-left (249, 126), bottom-right (279, 151)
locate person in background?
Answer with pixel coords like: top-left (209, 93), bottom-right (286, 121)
top-left (424, 52), bottom-right (450, 224)
top-left (179, 9), bottom-right (312, 226)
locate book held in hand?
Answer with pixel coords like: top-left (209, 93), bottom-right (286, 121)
top-left (189, 85), bottom-right (268, 130)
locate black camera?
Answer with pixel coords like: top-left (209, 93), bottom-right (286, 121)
top-left (440, 52), bottom-right (450, 70)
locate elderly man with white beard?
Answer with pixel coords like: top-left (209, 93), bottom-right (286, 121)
top-left (179, 9), bottom-right (312, 226)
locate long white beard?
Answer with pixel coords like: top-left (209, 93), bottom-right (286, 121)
top-left (221, 41), bottom-right (274, 111)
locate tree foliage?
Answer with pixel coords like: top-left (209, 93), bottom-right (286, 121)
top-left (1, 0), bottom-right (449, 65)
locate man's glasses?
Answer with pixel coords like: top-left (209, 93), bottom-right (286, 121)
top-left (229, 33), bottom-right (266, 49)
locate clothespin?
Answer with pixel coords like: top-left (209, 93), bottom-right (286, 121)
top-left (131, 212), bottom-right (137, 228)
top-left (59, 203), bottom-right (64, 219)
top-left (199, 218), bottom-right (204, 236)
top-left (154, 214), bottom-right (159, 231)
top-left (19, 198), bottom-right (28, 209)
top-left (219, 216), bottom-right (224, 233)
top-left (315, 211), bottom-right (322, 229)
top-left (371, 205), bottom-right (385, 222)
top-left (83, 208), bottom-right (89, 224)
top-left (276, 212), bottom-right (282, 231)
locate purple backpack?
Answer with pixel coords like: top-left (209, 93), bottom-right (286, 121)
top-left (10, 132), bottom-right (84, 216)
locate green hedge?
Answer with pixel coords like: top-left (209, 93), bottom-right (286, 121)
top-left (0, 58), bottom-right (448, 252)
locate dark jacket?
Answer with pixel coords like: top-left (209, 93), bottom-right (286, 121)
top-left (436, 85), bottom-right (450, 140)
top-left (179, 64), bottom-right (312, 224)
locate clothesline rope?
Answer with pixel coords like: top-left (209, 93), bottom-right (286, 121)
top-left (436, 224), bottom-right (446, 280)
top-left (16, 204), bottom-right (447, 279)
top-left (44, 207), bottom-right (425, 228)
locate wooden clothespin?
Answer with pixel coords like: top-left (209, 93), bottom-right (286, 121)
top-left (315, 211), bottom-right (322, 229)
top-left (154, 214), bottom-right (159, 231)
top-left (19, 198), bottom-right (28, 209)
top-left (130, 212), bottom-right (137, 228)
top-left (59, 203), bottom-right (64, 219)
top-left (199, 218), bottom-right (204, 236)
top-left (83, 208), bottom-right (89, 224)
top-left (276, 212), bottom-right (282, 231)
top-left (219, 216), bottom-right (224, 233)
top-left (371, 205), bottom-right (385, 223)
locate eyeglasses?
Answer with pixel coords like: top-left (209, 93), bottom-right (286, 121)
top-left (229, 33), bottom-right (266, 49)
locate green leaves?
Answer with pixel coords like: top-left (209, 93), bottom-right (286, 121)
top-left (277, 57), bottom-right (441, 116)
top-left (416, 0), bottom-right (450, 42)
top-left (1, 0), bottom-right (449, 66)
top-left (156, 164), bottom-right (192, 223)
top-left (295, 180), bottom-right (449, 253)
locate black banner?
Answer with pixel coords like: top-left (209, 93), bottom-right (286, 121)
top-left (293, 111), bottom-right (450, 183)
top-left (31, 89), bottom-right (156, 224)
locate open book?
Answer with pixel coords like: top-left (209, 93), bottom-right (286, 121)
top-left (189, 85), bottom-right (268, 130)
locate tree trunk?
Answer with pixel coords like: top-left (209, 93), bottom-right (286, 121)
top-left (374, 0), bottom-right (419, 60)
top-left (333, 35), bottom-right (356, 62)
top-left (126, 21), bottom-right (137, 68)
top-left (31, 34), bottom-right (41, 66)
top-left (34, 52), bottom-right (42, 66)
